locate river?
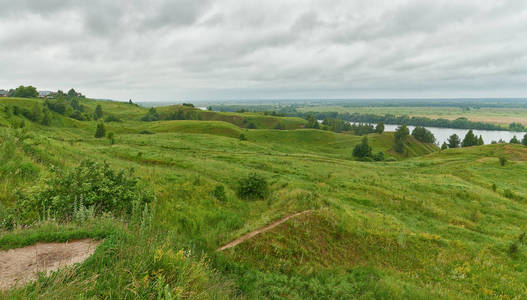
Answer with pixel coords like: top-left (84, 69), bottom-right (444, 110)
top-left (378, 124), bottom-right (525, 145)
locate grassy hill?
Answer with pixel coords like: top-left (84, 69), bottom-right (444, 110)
top-left (1, 97), bottom-right (526, 299)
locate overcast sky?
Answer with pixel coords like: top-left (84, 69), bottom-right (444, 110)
top-left (0, 0), bottom-right (526, 102)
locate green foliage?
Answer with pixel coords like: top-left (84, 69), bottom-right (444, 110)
top-left (14, 85), bottom-right (38, 98)
top-left (352, 136), bottom-right (372, 158)
top-left (522, 134), bottom-right (527, 146)
top-left (237, 173), bottom-right (269, 200)
top-left (509, 242), bottom-right (520, 257)
top-left (41, 108), bottom-right (52, 126)
top-left (462, 130), bottom-right (479, 147)
top-left (509, 122), bottom-right (525, 132)
top-left (375, 122), bottom-right (385, 134)
top-left (141, 107), bottom-right (161, 121)
top-left (499, 156), bottom-right (507, 166)
top-left (510, 135), bottom-right (520, 144)
top-left (394, 125), bottom-right (409, 153)
top-left (105, 114), bottom-right (122, 122)
top-left (95, 123), bottom-right (106, 138)
top-left (411, 126), bottom-right (435, 143)
top-left (239, 133), bottom-right (247, 141)
top-left (139, 130), bottom-right (155, 135)
top-left (107, 132), bottom-right (115, 144)
top-left (274, 122), bottom-right (286, 130)
top-left (45, 93), bottom-right (91, 121)
top-left (374, 151), bottom-right (385, 161)
top-left (18, 160), bottom-right (154, 222)
top-left (447, 134), bottom-right (460, 148)
top-left (441, 142), bottom-right (448, 150)
top-left (212, 184), bottom-right (227, 201)
top-left (305, 114), bottom-right (320, 129)
top-left (95, 104), bottom-right (103, 119)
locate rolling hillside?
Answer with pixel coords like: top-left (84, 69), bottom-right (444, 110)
top-left (1, 97), bottom-right (526, 299)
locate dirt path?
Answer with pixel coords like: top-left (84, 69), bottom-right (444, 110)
top-left (217, 210), bottom-right (311, 252)
top-left (0, 239), bottom-right (101, 291)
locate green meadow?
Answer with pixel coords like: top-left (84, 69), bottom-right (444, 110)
top-left (1, 97), bottom-right (527, 299)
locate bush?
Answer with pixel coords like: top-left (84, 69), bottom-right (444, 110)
top-left (499, 156), bottom-right (507, 166)
top-left (239, 133), bottom-right (247, 141)
top-left (352, 137), bottom-right (372, 158)
top-left (107, 132), bottom-right (115, 144)
top-left (237, 173), bottom-right (269, 200)
top-left (141, 107), bottom-right (160, 121)
top-left (212, 184), bottom-right (227, 201)
top-left (18, 160), bottom-right (154, 222)
top-left (411, 126), bottom-right (436, 143)
top-left (509, 242), bottom-right (520, 257)
top-left (95, 123), bottom-right (106, 138)
top-left (374, 151), bottom-right (385, 161)
top-left (105, 115), bottom-right (122, 122)
top-left (139, 130), bottom-right (155, 135)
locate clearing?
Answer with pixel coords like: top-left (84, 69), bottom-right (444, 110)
top-left (0, 239), bottom-right (101, 290)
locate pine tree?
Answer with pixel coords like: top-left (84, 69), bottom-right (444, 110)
top-left (477, 135), bottom-right (484, 146)
top-left (95, 123), bottom-right (106, 138)
top-left (353, 136), bottom-right (372, 158)
top-left (448, 134), bottom-right (460, 148)
top-left (510, 136), bottom-right (520, 144)
top-left (95, 105), bottom-right (103, 120)
top-left (462, 130), bottom-right (477, 147)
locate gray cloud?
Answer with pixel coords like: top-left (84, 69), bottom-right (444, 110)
top-left (0, 0), bottom-right (526, 101)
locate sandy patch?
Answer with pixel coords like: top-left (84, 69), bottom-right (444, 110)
top-left (0, 239), bottom-right (101, 290)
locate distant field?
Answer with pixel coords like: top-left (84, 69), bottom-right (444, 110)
top-left (297, 106), bottom-right (527, 126)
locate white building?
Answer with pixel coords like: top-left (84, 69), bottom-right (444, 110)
top-left (38, 90), bottom-right (54, 98)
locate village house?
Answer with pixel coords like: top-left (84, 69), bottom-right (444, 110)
top-left (0, 89), bottom-right (8, 97)
top-left (38, 90), bottom-right (54, 98)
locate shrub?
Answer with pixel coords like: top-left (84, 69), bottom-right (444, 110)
top-left (139, 130), bottom-right (155, 135)
top-left (374, 151), bottom-right (385, 161)
top-left (212, 184), bottom-right (227, 201)
top-left (141, 107), bottom-right (160, 121)
top-left (239, 133), bottom-right (247, 141)
top-left (492, 183), bottom-right (497, 192)
top-left (504, 189), bottom-right (514, 199)
top-left (237, 173), bottom-right (269, 200)
top-left (107, 132), bottom-right (115, 144)
top-left (411, 126), bottom-right (436, 143)
top-left (499, 156), bottom-right (507, 166)
top-left (353, 137), bottom-right (372, 158)
top-left (95, 123), bottom-right (106, 138)
top-left (510, 136), bottom-right (520, 144)
top-left (18, 160), bottom-right (154, 222)
top-left (509, 242), bottom-right (519, 257)
top-left (105, 115), bottom-right (122, 122)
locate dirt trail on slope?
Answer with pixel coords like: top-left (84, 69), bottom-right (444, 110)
top-left (217, 210), bottom-right (311, 252)
top-left (0, 239), bottom-right (101, 290)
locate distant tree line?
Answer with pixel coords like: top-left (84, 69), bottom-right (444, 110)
top-left (300, 112), bottom-right (505, 131)
top-left (140, 107), bottom-right (203, 122)
top-left (304, 114), bottom-right (385, 135)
